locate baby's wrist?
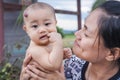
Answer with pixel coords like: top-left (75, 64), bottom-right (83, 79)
top-left (53, 41), bottom-right (63, 45)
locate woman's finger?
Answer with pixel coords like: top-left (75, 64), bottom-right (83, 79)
top-left (20, 68), bottom-right (31, 80)
top-left (26, 68), bottom-right (47, 80)
top-left (23, 73), bottom-right (31, 80)
top-left (23, 54), bottom-right (32, 67)
top-left (31, 61), bottom-right (51, 73)
top-left (27, 65), bottom-right (47, 78)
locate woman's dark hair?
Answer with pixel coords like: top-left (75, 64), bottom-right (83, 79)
top-left (97, 1), bottom-right (120, 65)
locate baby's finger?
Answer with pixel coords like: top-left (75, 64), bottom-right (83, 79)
top-left (47, 33), bottom-right (51, 37)
top-left (63, 48), bottom-right (68, 53)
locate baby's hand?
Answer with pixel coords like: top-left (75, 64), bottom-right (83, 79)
top-left (48, 32), bottom-right (62, 44)
top-left (63, 48), bottom-right (72, 59)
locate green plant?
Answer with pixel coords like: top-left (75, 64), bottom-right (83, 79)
top-left (57, 26), bottom-right (65, 38)
top-left (0, 45), bottom-right (23, 80)
top-left (16, 0), bottom-right (33, 25)
top-left (0, 59), bottom-right (21, 80)
top-left (0, 58), bottom-right (21, 80)
top-left (16, 7), bottom-right (25, 26)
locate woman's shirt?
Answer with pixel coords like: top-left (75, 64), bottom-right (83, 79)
top-left (64, 55), bottom-right (120, 80)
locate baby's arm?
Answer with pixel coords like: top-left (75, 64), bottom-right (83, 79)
top-left (47, 32), bottom-right (63, 70)
top-left (63, 48), bottom-right (72, 59)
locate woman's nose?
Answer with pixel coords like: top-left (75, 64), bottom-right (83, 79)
top-left (75, 30), bottom-right (81, 40)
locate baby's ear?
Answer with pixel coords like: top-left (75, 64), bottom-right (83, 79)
top-left (55, 20), bottom-right (57, 24)
top-left (23, 24), bottom-right (26, 31)
top-left (105, 48), bottom-right (120, 61)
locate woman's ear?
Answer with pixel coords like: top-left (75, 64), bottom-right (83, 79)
top-left (105, 48), bottom-right (120, 61)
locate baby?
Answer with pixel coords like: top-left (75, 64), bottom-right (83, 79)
top-left (23, 2), bottom-right (63, 71)
top-left (21, 2), bottom-right (72, 80)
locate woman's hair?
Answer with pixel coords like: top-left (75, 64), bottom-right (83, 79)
top-left (97, 1), bottom-right (120, 65)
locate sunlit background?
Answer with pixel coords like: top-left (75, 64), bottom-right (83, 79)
top-left (38, 0), bottom-right (95, 31)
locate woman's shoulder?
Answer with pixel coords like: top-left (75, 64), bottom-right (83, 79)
top-left (109, 68), bottom-right (120, 80)
top-left (64, 55), bottom-right (87, 80)
top-left (64, 55), bottom-right (86, 66)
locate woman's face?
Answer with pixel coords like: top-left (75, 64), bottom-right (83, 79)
top-left (73, 9), bottom-right (109, 63)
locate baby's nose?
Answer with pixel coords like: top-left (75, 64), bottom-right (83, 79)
top-left (38, 27), bottom-right (47, 33)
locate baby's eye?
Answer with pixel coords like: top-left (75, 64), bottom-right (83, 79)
top-left (31, 25), bottom-right (38, 28)
top-left (45, 23), bottom-right (51, 26)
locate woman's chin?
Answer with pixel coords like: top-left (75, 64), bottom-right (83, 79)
top-left (72, 46), bottom-right (83, 57)
top-left (72, 46), bottom-right (79, 55)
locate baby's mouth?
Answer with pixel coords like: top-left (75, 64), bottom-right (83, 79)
top-left (39, 34), bottom-right (48, 40)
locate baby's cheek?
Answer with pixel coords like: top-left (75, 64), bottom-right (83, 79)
top-left (50, 28), bottom-right (57, 32)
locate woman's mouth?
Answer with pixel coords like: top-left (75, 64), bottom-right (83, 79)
top-left (74, 40), bottom-right (80, 47)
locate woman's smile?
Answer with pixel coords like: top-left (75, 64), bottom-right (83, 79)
top-left (74, 40), bottom-right (80, 48)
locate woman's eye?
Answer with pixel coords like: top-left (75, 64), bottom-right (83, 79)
top-left (84, 33), bottom-right (88, 37)
top-left (45, 23), bottom-right (51, 26)
top-left (32, 25), bottom-right (38, 28)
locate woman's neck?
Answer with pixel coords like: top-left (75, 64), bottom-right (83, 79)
top-left (86, 62), bottom-right (119, 80)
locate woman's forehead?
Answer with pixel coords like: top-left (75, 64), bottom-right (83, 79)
top-left (87, 9), bottom-right (104, 22)
top-left (85, 9), bottom-right (105, 34)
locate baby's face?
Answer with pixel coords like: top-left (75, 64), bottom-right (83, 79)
top-left (23, 8), bottom-right (57, 45)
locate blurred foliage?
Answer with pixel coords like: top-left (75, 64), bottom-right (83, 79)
top-left (0, 59), bottom-right (21, 80)
top-left (0, 45), bottom-right (23, 80)
top-left (16, 0), bottom-right (34, 25)
top-left (57, 26), bottom-right (65, 38)
top-left (16, 7), bottom-right (25, 26)
top-left (63, 33), bottom-right (75, 48)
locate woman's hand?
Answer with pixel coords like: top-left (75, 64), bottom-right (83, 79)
top-left (26, 60), bottom-right (48, 80)
top-left (20, 54), bottom-right (32, 80)
top-left (20, 54), bottom-right (66, 80)
top-left (26, 63), bottom-right (66, 80)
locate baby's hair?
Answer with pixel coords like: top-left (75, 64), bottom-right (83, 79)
top-left (24, 11), bottom-right (28, 18)
top-left (23, 2), bottom-right (56, 20)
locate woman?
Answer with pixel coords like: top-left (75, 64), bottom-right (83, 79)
top-left (20, 1), bottom-right (120, 80)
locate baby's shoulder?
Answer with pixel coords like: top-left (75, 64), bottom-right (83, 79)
top-left (29, 45), bottom-right (50, 54)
